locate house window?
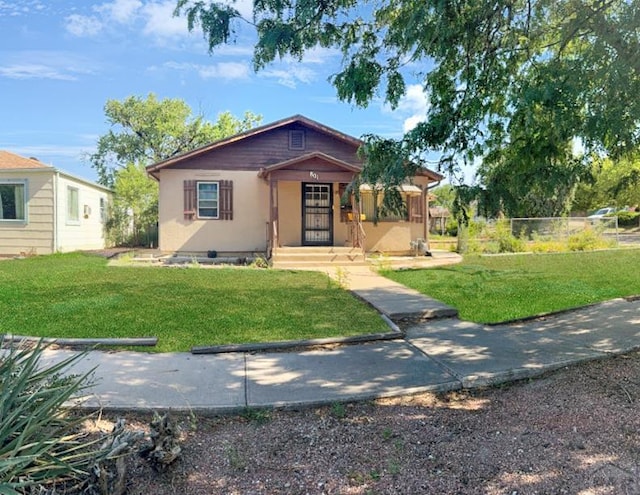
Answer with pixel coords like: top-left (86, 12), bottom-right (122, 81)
top-left (67, 186), bottom-right (80, 224)
top-left (360, 190), bottom-right (407, 222)
top-left (289, 130), bottom-right (305, 150)
top-left (197, 182), bottom-right (219, 219)
top-left (0, 181), bottom-right (27, 222)
top-left (184, 180), bottom-right (233, 220)
top-left (100, 197), bottom-right (107, 223)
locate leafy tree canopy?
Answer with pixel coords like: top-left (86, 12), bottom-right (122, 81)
top-left (177, 0), bottom-right (640, 217)
top-left (91, 94), bottom-right (262, 245)
top-left (573, 153), bottom-right (640, 213)
top-left (89, 93), bottom-right (262, 186)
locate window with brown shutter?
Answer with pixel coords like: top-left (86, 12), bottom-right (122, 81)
top-left (409, 195), bottom-right (423, 223)
top-left (183, 180), bottom-right (196, 220)
top-left (183, 180), bottom-right (233, 221)
top-left (219, 180), bottom-right (233, 220)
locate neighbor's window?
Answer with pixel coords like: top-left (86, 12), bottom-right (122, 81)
top-left (67, 186), bottom-right (79, 223)
top-left (197, 182), bottom-right (219, 219)
top-left (0, 181), bottom-right (26, 221)
top-left (99, 197), bottom-right (107, 223)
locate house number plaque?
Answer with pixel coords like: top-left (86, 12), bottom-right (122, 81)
top-left (309, 171), bottom-right (319, 180)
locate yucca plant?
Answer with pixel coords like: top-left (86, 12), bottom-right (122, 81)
top-left (0, 341), bottom-right (137, 494)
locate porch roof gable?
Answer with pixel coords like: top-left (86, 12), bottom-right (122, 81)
top-left (257, 151), bottom-right (362, 179)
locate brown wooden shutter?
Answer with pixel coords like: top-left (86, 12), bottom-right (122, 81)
top-left (219, 180), bottom-right (233, 220)
top-left (410, 195), bottom-right (423, 223)
top-left (183, 180), bottom-right (196, 220)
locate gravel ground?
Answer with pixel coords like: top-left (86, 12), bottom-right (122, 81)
top-left (98, 350), bottom-right (640, 495)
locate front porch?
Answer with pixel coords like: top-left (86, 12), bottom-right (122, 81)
top-left (260, 153), bottom-right (437, 258)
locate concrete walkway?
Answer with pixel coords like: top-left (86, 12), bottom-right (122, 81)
top-left (39, 253), bottom-right (640, 413)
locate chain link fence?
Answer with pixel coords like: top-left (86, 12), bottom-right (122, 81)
top-left (510, 217), bottom-right (619, 244)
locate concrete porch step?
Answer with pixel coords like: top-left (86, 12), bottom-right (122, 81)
top-left (271, 246), bottom-right (366, 268)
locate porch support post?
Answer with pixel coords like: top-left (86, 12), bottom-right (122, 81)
top-left (270, 178), bottom-right (278, 250)
top-left (422, 187), bottom-right (429, 250)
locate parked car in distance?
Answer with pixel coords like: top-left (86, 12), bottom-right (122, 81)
top-left (587, 207), bottom-right (616, 219)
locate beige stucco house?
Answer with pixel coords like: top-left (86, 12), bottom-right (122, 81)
top-left (0, 150), bottom-right (112, 256)
top-left (146, 115), bottom-right (443, 258)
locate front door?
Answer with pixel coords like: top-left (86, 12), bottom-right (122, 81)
top-left (302, 183), bottom-right (333, 245)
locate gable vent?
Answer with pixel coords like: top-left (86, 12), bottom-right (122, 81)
top-left (289, 130), bottom-right (305, 150)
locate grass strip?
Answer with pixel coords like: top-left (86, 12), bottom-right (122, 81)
top-left (383, 249), bottom-right (640, 323)
top-left (0, 253), bottom-right (388, 352)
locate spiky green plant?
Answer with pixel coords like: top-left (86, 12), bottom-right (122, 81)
top-left (0, 341), bottom-right (133, 494)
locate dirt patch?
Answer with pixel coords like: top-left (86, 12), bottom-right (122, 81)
top-left (102, 351), bottom-right (640, 494)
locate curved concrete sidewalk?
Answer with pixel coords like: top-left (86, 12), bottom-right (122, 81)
top-left (38, 253), bottom-right (640, 413)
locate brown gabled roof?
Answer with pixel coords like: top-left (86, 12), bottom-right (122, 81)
top-left (146, 115), bottom-right (363, 177)
top-left (0, 150), bottom-right (52, 170)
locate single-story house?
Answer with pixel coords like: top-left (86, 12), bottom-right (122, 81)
top-left (146, 115), bottom-right (443, 257)
top-left (0, 150), bottom-right (112, 256)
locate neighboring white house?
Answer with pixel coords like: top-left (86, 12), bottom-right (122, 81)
top-left (0, 150), bottom-right (112, 256)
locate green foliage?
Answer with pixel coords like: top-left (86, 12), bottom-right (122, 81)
top-left (430, 184), bottom-right (455, 210)
top-left (330, 402), bottom-right (347, 419)
top-left (108, 163), bottom-right (158, 247)
top-left (573, 154), bottom-right (640, 213)
top-left (0, 343), bottom-right (129, 492)
top-left (351, 134), bottom-right (419, 225)
top-left (90, 94), bottom-right (262, 245)
top-left (567, 228), bottom-right (615, 252)
top-left (0, 253), bottom-right (388, 352)
top-left (179, 0), bottom-right (640, 200)
top-left (616, 211), bottom-right (640, 228)
top-left (490, 220), bottom-right (526, 254)
top-left (89, 94), bottom-right (261, 186)
top-left (384, 249), bottom-right (640, 323)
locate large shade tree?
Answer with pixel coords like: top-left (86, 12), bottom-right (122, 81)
top-left (90, 93), bottom-right (261, 244)
top-left (573, 153), bottom-right (640, 213)
top-left (176, 0), bottom-right (640, 217)
top-left (89, 93), bottom-right (262, 187)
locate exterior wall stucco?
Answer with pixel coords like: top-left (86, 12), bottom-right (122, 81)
top-left (277, 181), bottom-right (301, 246)
top-left (362, 221), bottom-right (425, 254)
top-left (158, 169), bottom-right (269, 253)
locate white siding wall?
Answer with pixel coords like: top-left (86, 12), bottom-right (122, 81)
top-left (55, 175), bottom-right (111, 252)
top-left (0, 171), bottom-right (55, 256)
top-left (158, 169), bottom-right (269, 254)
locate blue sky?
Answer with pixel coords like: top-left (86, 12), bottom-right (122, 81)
top-left (0, 0), bottom-right (435, 184)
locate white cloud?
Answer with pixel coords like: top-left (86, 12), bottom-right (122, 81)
top-left (199, 61), bottom-right (250, 80)
top-left (0, 64), bottom-right (76, 80)
top-left (261, 65), bottom-right (316, 88)
top-left (381, 83), bottom-right (430, 133)
top-left (96, 0), bottom-right (142, 24)
top-left (398, 84), bottom-right (429, 132)
top-left (0, 52), bottom-right (99, 81)
top-left (63, 0), bottom-right (192, 42)
top-left (298, 45), bottom-right (340, 65)
top-left (64, 14), bottom-right (103, 37)
top-left (218, 0), bottom-right (253, 19)
top-left (160, 61), bottom-right (250, 81)
top-left (0, 1), bottom-right (46, 17)
top-left (142, 1), bottom-right (190, 40)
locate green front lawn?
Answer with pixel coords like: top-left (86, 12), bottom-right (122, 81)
top-left (383, 249), bottom-right (640, 323)
top-left (0, 253), bottom-right (388, 352)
